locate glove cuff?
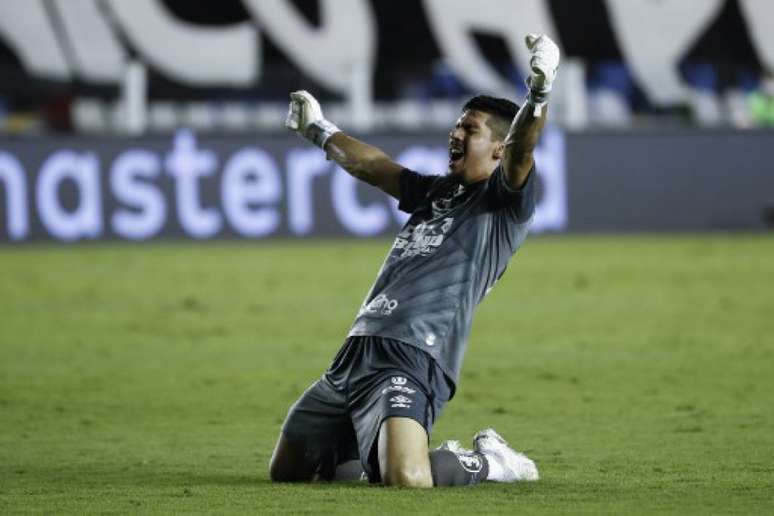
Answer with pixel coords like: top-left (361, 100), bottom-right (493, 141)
top-left (525, 77), bottom-right (551, 117)
top-left (305, 119), bottom-right (341, 150)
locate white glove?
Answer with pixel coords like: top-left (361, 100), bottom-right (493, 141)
top-left (285, 90), bottom-right (340, 149)
top-left (524, 34), bottom-right (560, 116)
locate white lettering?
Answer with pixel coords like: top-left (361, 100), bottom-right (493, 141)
top-left (1, 0), bottom-right (770, 111)
top-left (0, 152), bottom-right (28, 240)
top-left (605, 0), bottom-right (724, 105)
top-left (331, 166), bottom-right (388, 236)
top-left (739, 0), bottom-right (774, 70)
top-left (106, 0), bottom-right (258, 86)
top-left (36, 150), bottom-right (102, 241)
top-left (165, 129), bottom-right (221, 238)
top-left (286, 148), bottom-right (329, 235)
top-left (382, 385), bottom-right (416, 394)
top-left (423, 0), bottom-right (558, 95)
top-left (110, 150), bottom-right (165, 240)
top-left (222, 148), bottom-right (281, 237)
top-left (394, 218), bottom-right (453, 258)
top-left (0, 0), bottom-right (70, 79)
top-left (244, 0), bottom-right (374, 94)
top-left (1, 134), bottom-right (568, 242)
top-left (53, 0), bottom-right (126, 82)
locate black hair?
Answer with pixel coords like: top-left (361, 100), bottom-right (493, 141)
top-left (462, 95), bottom-right (520, 141)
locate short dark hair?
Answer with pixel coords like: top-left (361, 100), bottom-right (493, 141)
top-left (462, 95), bottom-right (520, 141)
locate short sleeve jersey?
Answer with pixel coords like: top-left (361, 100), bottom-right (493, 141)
top-left (347, 165), bottom-right (537, 388)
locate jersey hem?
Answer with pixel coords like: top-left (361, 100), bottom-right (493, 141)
top-left (347, 329), bottom-right (458, 398)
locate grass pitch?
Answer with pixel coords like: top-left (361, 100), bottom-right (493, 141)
top-left (1, 235), bottom-right (773, 514)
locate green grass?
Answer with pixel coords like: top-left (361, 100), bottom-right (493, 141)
top-left (1, 235), bottom-right (773, 514)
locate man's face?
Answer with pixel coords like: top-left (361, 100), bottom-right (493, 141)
top-left (448, 110), bottom-right (501, 177)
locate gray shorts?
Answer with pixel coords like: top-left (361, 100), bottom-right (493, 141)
top-left (281, 336), bottom-right (452, 482)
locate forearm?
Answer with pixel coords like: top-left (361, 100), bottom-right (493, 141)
top-left (502, 103), bottom-right (547, 189)
top-left (502, 33), bottom-right (559, 189)
top-left (325, 133), bottom-right (402, 196)
top-left (285, 90), bottom-right (402, 198)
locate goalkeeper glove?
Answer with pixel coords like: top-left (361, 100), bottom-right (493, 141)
top-left (285, 90), bottom-right (341, 149)
top-left (524, 34), bottom-right (560, 116)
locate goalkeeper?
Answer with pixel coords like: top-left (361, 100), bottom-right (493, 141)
top-left (270, 34), bottom-right (560, 487)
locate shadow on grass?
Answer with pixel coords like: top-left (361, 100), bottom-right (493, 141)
top-left (10, 460), bottom-right (604, 497)
top-left (8, 463), bottom-right (383, 492)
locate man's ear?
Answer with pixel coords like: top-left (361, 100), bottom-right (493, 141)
top-left (492, 141), bottom-right (505, 160)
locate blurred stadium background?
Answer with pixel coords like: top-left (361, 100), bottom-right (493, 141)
top-left (1, 1), bottom-right (773, 513)
top-left (0, 0), bottom-right (773, 241)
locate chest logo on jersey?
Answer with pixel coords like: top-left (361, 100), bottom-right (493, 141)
top-left (358, 293), bottom-right (399, 317)
top-left (393, 217), bottom-right (454, 258)
top-left (431, 184), bottom-right (467, 217)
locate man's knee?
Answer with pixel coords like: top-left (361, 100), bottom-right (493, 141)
top-left (269, 453), bottom-right (294, 483)
top-left (268, 444), bottom-right (296, 482)
top-left (269, 433), bottom-right (315, 483)
top-left (377, 417), bottom-right (433, 488)
top-left (268, 458), bottom-right (290, 482)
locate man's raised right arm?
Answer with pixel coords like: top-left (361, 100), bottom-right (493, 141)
top-left (285, 90), bottom-right (402, 199)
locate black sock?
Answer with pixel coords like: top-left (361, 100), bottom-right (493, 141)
top-left (334, 452), bottom-right (489, 485)
top-left (429, 449), bottom-right (489, 486)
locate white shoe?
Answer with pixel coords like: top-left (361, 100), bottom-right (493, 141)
top-left (473, 428), bottom-right (539, 482)
top-left (436, 440), bottom-right (471, 454)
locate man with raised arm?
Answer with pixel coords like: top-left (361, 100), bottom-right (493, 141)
top-left (269, 34), bottom-right (560, 487)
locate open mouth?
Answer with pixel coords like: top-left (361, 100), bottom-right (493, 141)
top-left (449, 147), bottom-right (464, 164)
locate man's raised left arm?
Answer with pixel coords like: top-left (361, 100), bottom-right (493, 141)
top-left (501, 34), bottom-right (560, 190)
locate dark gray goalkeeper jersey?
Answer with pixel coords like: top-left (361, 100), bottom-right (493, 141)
top-left (347, 165), bottom-right (537, 389)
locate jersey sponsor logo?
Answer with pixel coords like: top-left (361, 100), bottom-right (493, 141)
top-left (431, 184), bottom-right (466, 216)
top-left (393, 217), bottom-right (454, 258)
top-left (389, 395), bottom-right (412, 404)
top-left (456, 453), bottom-right (484, 473)
top-left (358, 293), bottom-right (399, 317)
top-left (390, 403), bottom-right (411, 409)
top-left (391, 376), bottom-right (407, 385)
top-left (382, 385), bottom-right (416, 395)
